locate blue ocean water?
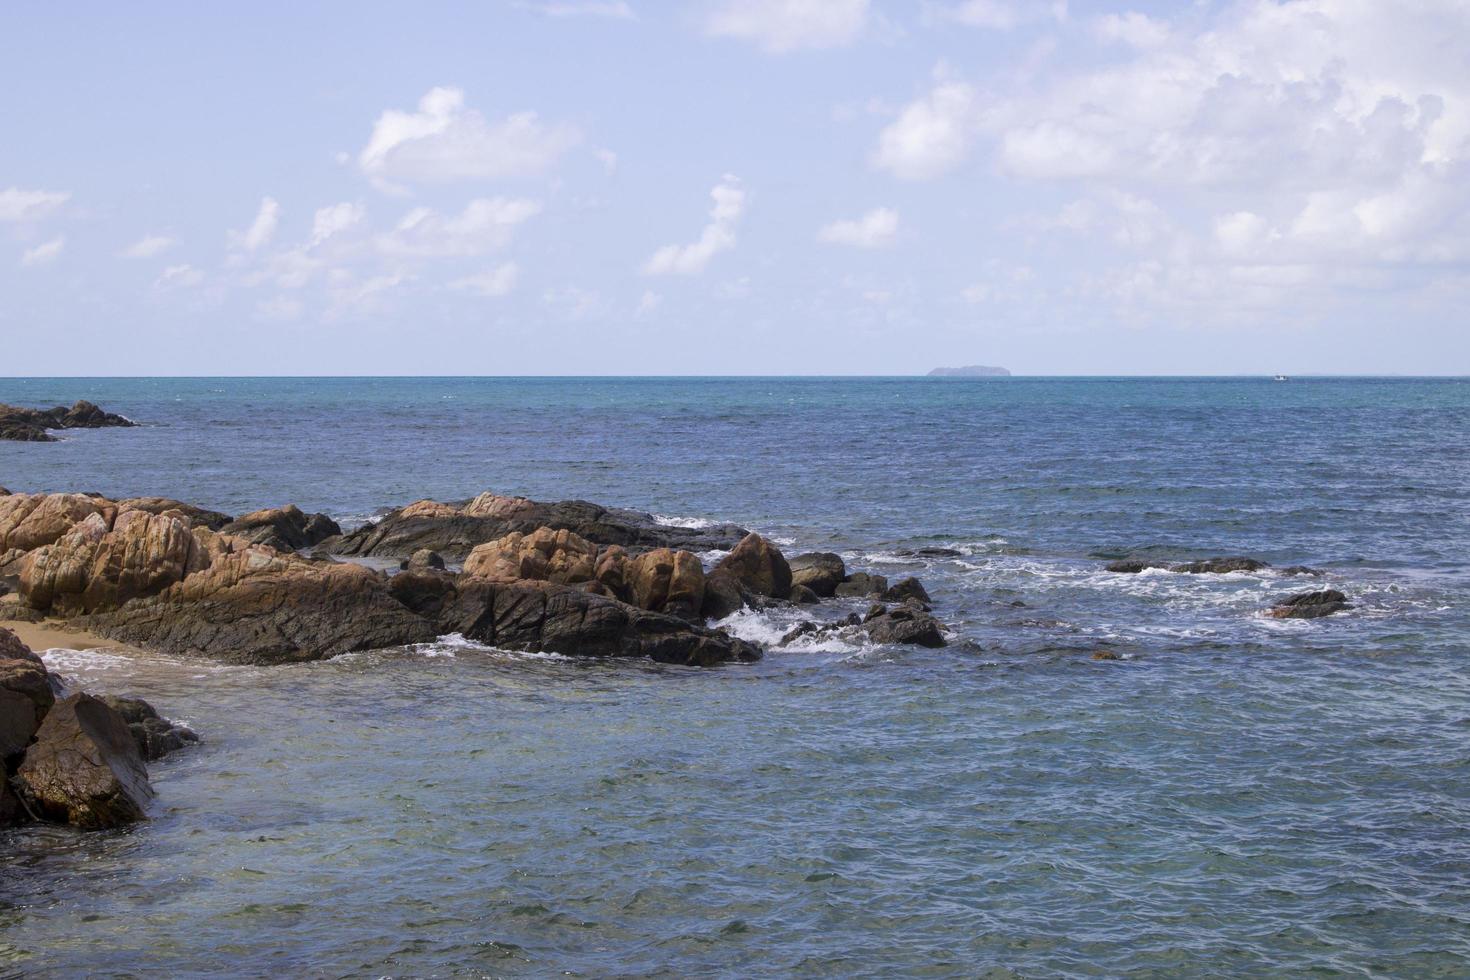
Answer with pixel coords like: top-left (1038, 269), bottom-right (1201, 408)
top-left (2, 376), bottom-right (1469, 976)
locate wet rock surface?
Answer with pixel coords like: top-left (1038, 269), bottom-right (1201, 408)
top-left (13, 692), bottom-right (156, 828)
top-left (1269, 589), bottom-right (1352, 619)
top-left (0, 400), bottom-right (135, 442)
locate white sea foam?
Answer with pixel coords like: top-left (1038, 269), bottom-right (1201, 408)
top-left (715, 607), bottom-right (866, 654)
top-left (652, 514), bottom-right (716, 530)
top-left (408, 633), bottom-right (574, 662)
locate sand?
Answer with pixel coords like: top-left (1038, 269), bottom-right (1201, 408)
top-left (0, 616), bottom-right (140, 655)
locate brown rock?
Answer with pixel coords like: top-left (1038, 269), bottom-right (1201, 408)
top-left (715, 533), bottom-right (792, 599)
top-left (700, 568), bottom-right (747, 620)
top-left (14, 693), bottom-right (154, 828)
top-left (117, 497), bottom-right (234, 530)
top-left (625, 548), bottom-right (706, 622)
top-left (219, 504), bottom-right (342, 552)
top-left (835, 572), bottom-right (888, 598)
top-left (1, 653), bottom-right (55, 759)
top-left (789, 552), bottom-right (846, 598)
top-left (463, 527), bottom-right (600, 584)
top-left (0, 492), bottom-right (116, 552)
top-left (1269, 589), bottom-right (1351, 619)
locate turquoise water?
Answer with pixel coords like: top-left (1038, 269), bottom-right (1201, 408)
top-left (2, 377), bottom-right (1469, 976)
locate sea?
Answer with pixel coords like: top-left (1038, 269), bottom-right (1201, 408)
top-left (1, 376), bottom-right (1468, 977)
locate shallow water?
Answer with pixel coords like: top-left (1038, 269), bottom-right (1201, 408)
top-left (2, 377), bottom-right (1469, 976)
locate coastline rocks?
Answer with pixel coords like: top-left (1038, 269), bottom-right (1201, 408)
top-left (1269, 589), bottom-right (1352, 619)
top-left (331, 491), bottom-right (749, 562)
top-left (219, 504), bottom-right (342, 552)
top-left (789, 553), bottom-right (845, 598)
top-left (882, 577), bottom-right (932, 606)
top-left (0, 400), bottom-right (134, 443)
top-left (13, 693), bottom-right (155, 829)
top-left (117, 497), bottom-right (234, 531)
top-left (464, 527), bottom-right (600, 584)
top-left (863, 602), bottom-right (947, 648)
top-left (715, 534), bottom-right (792, 600)
top-left (1105, 559), bottom-right (1169, 574)
top-left (700, 568), bottom-right (749, 620)
top-left (1107, 556), bottom-right (1271, 575)
top-left (400, 549), bottom-right (446, 572)
top-left (835, 572), bottom-right (888, 598)
top-left (437, 579), bottom-right (761, 666)
top-left (0, 492), bottom-right (116, 553)
top-left (625, 548), bottom-right (706, 622)
top-left (1, 653), bottom-right (55, 759)
top-left (96, 695), bottom-right (198, 761)
top-left (78, 549), bottom-right (439, 664)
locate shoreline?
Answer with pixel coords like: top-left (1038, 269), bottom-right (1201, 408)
top-left (0, 615), bottom-right (139, 655)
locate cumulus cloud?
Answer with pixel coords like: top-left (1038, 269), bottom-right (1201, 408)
top-left (311, 202), bottom-right (366, 245)
top-left (643, 175), bottom-right (744, 275)
top-left (232, 197), bottom-right (280, 252)
top-left (450, 262), bottom-right (521, 296)
top-left (120, 234), bottom-right (174, 259)
top-left (358, 87), bottom-right (579, 189)
top-left (818, 207), bottom-right (899, 247)
top-left (705, 0), bottom-right (869, 53)
top-left (20, 236), bottom-right (64, 267)
top-left (1094, 11), bottom-right (1169, 49)
top-left (377, 197), bottom-right (541, 257)
top-left (873, 81), bottom-right (978, 179)
top-left (0, 188), bottom-right (69, 223)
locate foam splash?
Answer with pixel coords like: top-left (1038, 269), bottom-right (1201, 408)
top-left (406, 633), bottom-right (574, 662)
top-left (652, 514), bottom-right (716, 530)
top-left (714, 607), bottom-right (867, 654)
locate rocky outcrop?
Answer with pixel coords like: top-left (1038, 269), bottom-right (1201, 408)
top-left (835, 572), bottom-right (888, 598)
top-left (219, 505), bottom-right (341, 552)
top-left (714, 533), bottom-right (791, 600)
top-left (13, 693), bottom-right (155, 828)
top-left (331, 491), bottom-right (749, 561)
top-left (0, 492), bottom-right (116, 552)
top-left (0, 652), bottom-right (55, 759)
top-left (436, 579), bottom-right (761, 666)
top-left (96, 695), bottom-right (198, 761)
top-left (624, 548), bottom-right (706, 622)
top-left (863, 602), bottom-right (947, 647)
top-left (1269, 589), bottom-right (1352, 619)
top-left (882, 577), bottom-right (932, 606)
top-left (464, 527), bottom-right (600, 584)
top-left (1107, 556), bottom-right (1270, 574)
top-left (117, 497), bottom-right (234, 531)
top-left (789, 552), bottom-right (845, 598)
top-left (400, 549), bottom-right (445, 571)
top-left (0, 400), bottom-right (135, 442)
top-left (77, 548), bottom-right (441, 664)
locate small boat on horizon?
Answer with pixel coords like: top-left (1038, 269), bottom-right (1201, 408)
top-left (1273, 374), bottom-right (1289, 382)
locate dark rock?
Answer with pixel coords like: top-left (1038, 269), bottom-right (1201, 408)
top-left (437, 579), bottom-right (761, 667)
top-left (1280, 565), bottom-right (1325, 577)
top-left (387, 568), bottom-right (459, 618)
top-left (220, 505), bottom-right (341, 552)
top-left (330, 492), bottom-right (749, 562)
top-left (0, 777), bottom-right (26, 826)
top-left (791, 584), bottom-right (820, 605)
top-left (1, 652), bottom-right (55, 760)
top-left (400, 548), bottom-right (446, 571)
top-left (863, 604), bottom-right (946, 648)
top-left (700, 568), bottom-right (748, 620)
top-left (117, 497), bottom-right (234, 531)
top-left (835, 572), bottom-right (888, 598)
top-left (903, 547), bottom-right (963, 558)
top-left (0, 401), bottom-right (134, 442)
top-left (1172, 557), bottom-right (1270, 574)
top-left (0, 625), bottom-right (45, 665)
top-left (789, 552), bottom-right (845, 598)
top-left (882, 577), bottom-right (932, 606)
top-left (714, 533), bottom-right (792, 600)
top-left (96, 695), bottom-right (198, 761)
top-left (1269, 589), bottom-right (1351, 619)
top-left (14, 693), bottom-right (154, 828)
top-left (1105, 559), bottom-right (1169, 573)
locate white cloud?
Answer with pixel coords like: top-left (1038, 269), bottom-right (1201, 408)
top-left (311, 202), bottom-right (366, 245)
top-left (377, 197), bottom-right (541, 257)
top-left (450, 262), bottom-right (521, 296)
top-left (705, 0), bottom-right (869, 53)
top-left (516, 0), bottom-right (635, 17)
top-left (643, 174), bottom-right (744, 275)
top-left (873, 81), bottom-right (978, 179)
top-left (155, 263), bottom-right (204, 289)
top-left (358, 86), bottom-right (579, 189)
top-left (818, 207), bottom-right (899, 247)
top-left (0, 188), bottom-right (69, 223)
top-left (635, 289), bottom-right (663, 316)
top-left (232, 197), bottom-right (280, 252)
top-left (1094, 11), bottom-right (1170, 48)
top-left (20, 236), bottom-right (64, 267)
top-left (120, 234), bottom-right (174, 259)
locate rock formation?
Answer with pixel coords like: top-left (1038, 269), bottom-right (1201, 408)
top-left (0, 400), bottom-right (135, 442)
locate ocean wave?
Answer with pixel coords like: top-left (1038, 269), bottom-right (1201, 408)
top-left (714, 607), bottom-right (867, 654)
top-left (652, 513), bottom-right (716, 530)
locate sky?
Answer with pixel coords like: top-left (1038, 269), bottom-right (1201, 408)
top-left (2, 0), bottom-right (1468, 376)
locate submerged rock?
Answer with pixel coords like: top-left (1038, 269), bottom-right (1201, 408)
top-left (1105, 559), bottom-right (1170, 573)
top-left (1269, 589), bottom-right (1352, 619)
top-left (96, 695), bottom-right (198, 761)
top-left (882, 577), bottom-right (932, 606)
top-left (835, 572), bottom-right (888, 598)
top-left (1107, 556), bottom-right (1271, 574)
top-left (864, 603), bottom-right (946, 647)
top-left (14, 693), bottom-right (155, 828)
top-left (789, 552), bottom-right (845, 598)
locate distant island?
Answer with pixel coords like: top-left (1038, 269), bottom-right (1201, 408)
top-left (926, 365), bottom-right (1011, 377)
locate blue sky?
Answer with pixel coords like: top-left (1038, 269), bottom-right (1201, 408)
top-left (2, 0), bottom-right (1467, 375)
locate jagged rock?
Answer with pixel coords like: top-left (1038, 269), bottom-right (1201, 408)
top-left (0, 777), bottom-right (25, 825)
top-left (863, 602), bottom-right (947, 647)
top-left (330, 491), bottom-right (748, 561)
top-left (400, 549), bottom-right (446, 571)
top-left (117, 497), bottom-right (234, 530)
top-left (715, 533), bottom-right (791, 600)
top-left (1172, 557), bottom-right (1270, 574)
top-left (835, 572), bottom-right (888, 598)
top-left (625, 548), bottom-right (706, 622)
top-left (96, 695), bottom-right (198, 761)
top-left (77, 548), bottom-right (439, 664)
top-left (1269, 589), bottom-right (1351, 619)
top-left (219, 505), bottom-right (341, 552)
top-left (789, 552), bottom-right (845, 598)
top-left (387, 567), bottom-right (459, 618)
top-left (14, 693), bottom-right (154, 828)
top-left (1280, 565), bottom-right (1325, 577)
top-left (0, 492), bottom-right (116, 552)
top-left (0, 626), bottom-right (42, 665)
top-left (700, 568), bottom-right (748, 620)
top-left (0, 400), bottom-right (134, 442)
top-left (463, 526), bottom-right (600, 584)
top-left (437, 579), bottom-right (761, 666)
top-left (882, 577), bottom-right (932, 606)
top-left (1, 652), bottom-right (55, 759)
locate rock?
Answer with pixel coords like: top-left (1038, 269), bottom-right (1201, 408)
top-left (791, 584), bottom-right (820, 605)
top-left (13, 693), bottom-right (154, 828)
top-left (882, 577), bottom-right (932, 606)
top-left (0, 777), bottom-right (25, 825)
top-left (789, 552), bottom-right (845, 598)
top-left (1, 652), bottom-right (55, 760)
top-left (330, 492), bottom-right (749, 561)
top-left (387, 568), bottom-right (459, 618)
top-left (463, 526), bottom-right (600, 585)
top-left (400, 548), bottom-right (446, 571)
top-left (117, 497), bottom-right (234, 531)
top-left (1269, 589), bottom-right (1351, 619)
top-left (220, 504), bottom-right (342, 552)
top-left (835, 572), bottom-right (888, 598)
top-left (1172, 557), bottom-right (1270, 574)
top-left (862, 603), bottom-right (946, 648)
top-left (0, 625), bottom-right (44, 665)
top-left (0, 400), bottom-right (133, 442)
top-left (1280, 565), bottom-right (1325, 577)
top-left (0, 492), bottom-right (116, 552)
top-left (95, 695), bottom-right (198, 761)
top-left (1091, 650), bottom-right (1121, 661)
top-left (901, 547), bottom-right (963, 558)
top-left (1105, 559), bottom-right (1169, 573)
top-left (700, 568), bottom-right (748, 620)
top-left (625, 548), bottom-right (706, 622)
top-left (55, 400), bottom-right (134, 430)
top-left (437, 579), bottom-right (761, 666)
top-left (77, 548), bottom-right (439, 664)
top-left (715, 533), bottom-right (792, 600)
